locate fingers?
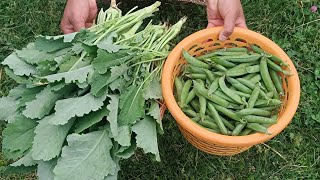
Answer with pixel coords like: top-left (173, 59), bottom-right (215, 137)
top-left (61, 18), bottom-right (75, 34)
top-left (219, 11), bottom-right (237, 41)
top-left (72, 19), bottom-right (86, 32)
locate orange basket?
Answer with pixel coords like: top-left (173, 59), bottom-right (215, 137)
top-left (161, 27), bottom-right (300, 156)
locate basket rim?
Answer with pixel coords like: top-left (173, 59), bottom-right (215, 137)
top-left (161, 26), bottom-right (301, 147)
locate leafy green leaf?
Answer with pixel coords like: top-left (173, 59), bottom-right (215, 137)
top-left (53, 130), bottom-right (116, 180)
top-left (116, 141), bottom-right (136, 159)
top-left (147, 100), bottom-right (164, 134)
top-left (35, 36), bottom-right (72, 52)
top-left (32, 116), bottom-right (74, 161)
top-left (41, 65), bottom-right (94, 84)
top-left (0, 97), bottom-right (19, 122)
top-left (1, 165), bottom-right (37, 175)
top-left (37, 159), bottom-right (57, 180)
top-left (16, 48), bottom-right (54, 65)
top-left (58, 56), bottom-right (90, 73)
top-left (10, 150), bottom-right (37, 167)
top-left (4, 67), bottom-right (30, 84)
top-left (92, 49), bottom-right (133, 74)
top-left (112, 125), bottom-right (131, 147)
top-left (2, 115), bottom-right (37, 153)
top-left (118, 85), bottom-right (145, 125)
top-left (2, 148), bottom-right (27, 161)
top-left (143, 75), bottom-right (162, 100)
top-left (97, 32), bottom-right (122, 53)
top-left (2, 53), bottom-right (37, 76)
top-left (132, 116), bottom-right (160, 162)
top-left (74, 107), bottom-right (109, 133)
top-left (22, 87), bottom-right (61, 119)
top-left (48, 92), bottom-right (107, 125)
top-left (107, 95), bottom-right (119, 137)
top-left (90, 71), bottom-right (111, 97)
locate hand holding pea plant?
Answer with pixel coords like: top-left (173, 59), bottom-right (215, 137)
top-left (206, 0), bottom-right (247, 41)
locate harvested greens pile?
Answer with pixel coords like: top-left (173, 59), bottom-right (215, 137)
top-left (0, 1), bottom-right (186, 179)
top-left (175, 46), bottom-right (292, 136)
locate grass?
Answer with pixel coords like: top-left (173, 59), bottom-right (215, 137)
top-left (0, 0), bottom-right (319, 179)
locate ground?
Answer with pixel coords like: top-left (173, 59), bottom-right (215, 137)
top-left (0, 0), bottom-right (319, 179)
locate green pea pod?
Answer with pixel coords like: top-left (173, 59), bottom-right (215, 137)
top-left (182, 108), bottom-right (198, 117)
top-left (210, 57), bottom-right (236, 68)
top-left (212, 63), bottom-right (228, 72)
top-left (231, 123), bottom-right (246, 136)
top-left (193, 80), bottom-right (231, 108)
top-left (198, 119), bottom-right (219, 130)
top-left (226, 64), bottom-right (259, 77)
top-left (191, 116), bottom-right (201, 123)
top-left (248, 86), bottom-right (260, 108)
top-left (198, 95), bottom-right (207, 120)
top-left (185, 88), bottom-right (196, 105)
top-left (208, 78), bottom-right (219, 95)
top-left (242, 73), bottom-right (257, 80)
top-left (237, 108), bottom-right (271, 117)
top-left (243, 115), bottom-right (277, 124)
top-left (219, 76), bottom-right (244, 104)
top-left (270, 55), bottom-right (289, 67)
top-left (225, 47), bottom-right (248, 52)
top-left (234, 91), bottom-right (251, 99)
top-left (215, 90), bottom-right (237, 103)
top-left (204, 127), bottom-right (220, 133)
top-left (267, 59), bottom-right (292, 75)
top-left (226, 76), bottom-right (252, 94)
top-left (245, 65), bottom-right (260, 73)
top-left (186, 65), bottom-right (206, 74)
top-left (179, 80), bottom-right (192, 108)
top-left (174, 77), bottom-right (184, 102)
top-left (237, 78), bottom-right (267, 92)
top-left (190, 99), bottom-right (200, 112)
top-left (254, 99), bottom-right (282, 107)
top-left (214, 51), bottom-right (248, 56)
top-left (186, 73), bottom-right (207, 80)
top-left (207, 103), bottom-right (229, 135)
top-left (220, 54), bottom-right (261, 63)
top-left (197, 52), bottom-right (218, 60)
top-left (239, 128), bottom-right (253, 136)
top-left (247, 123), bottom-right (272, 135)
top-left (266, 92), bottom-right (274, 99)
top-left (211, 103), bottom-right (242, 122)
top-left (269, 69), bottom-right (285, 96)
top-left (249, 74), bottom-right (262, 84)
top-left (182, 49), bottom-right (211, 69)
top-left (250, 44), bottom-right (265, 54)
top-left (203, 69), bottom-right (216, 82)
top-left (220, 116), bottom-right (236, 130)
top-left (260, 57), bottom-right (279, 99)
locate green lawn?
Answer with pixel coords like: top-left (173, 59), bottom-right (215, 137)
top-left (1, 0), bottom-right (319, 179)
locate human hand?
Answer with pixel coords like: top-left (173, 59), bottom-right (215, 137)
top-left (206, 0), bottom-right (247, 41)
top-left (60, 0), bottom-right (98, 34)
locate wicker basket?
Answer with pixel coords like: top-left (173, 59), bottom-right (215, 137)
top-left (161, 27), bottom-right (300, 156)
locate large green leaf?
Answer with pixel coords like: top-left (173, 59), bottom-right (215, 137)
top-left (0, 97), bottom-right (19, 122)
top-left (143, 75), bottom-right (162, 100)
top-left (10, 150), bottom-right (37, 167)
top-left (116, 141), bottom-right (136, 159)
top-left (32, 116), bottom-right (74, 161)
top-left (53, 130), bottom-right (116, 180)
top-left (118, 85), bottom-right (145, 125)
top-left (107, 95), bottom-right (119, 137)
top-left (37, 159), bottom-right (57, 180)
top-left (22, 87), bottom-right (61, 119)
top-left (97, 32), bottom-right (122, 53)
top-left (74, 107), bottom-right (109, 133)
top-left (92, 49), bottom-right (133, 74)
top-left (41, 65), bottom-right (94, 84)
top-left (147, 100), bottom-right (164, 134)
top-left (4, 67), bottom-right (30, 84)
top-left (16, 48), bottom-right (54, 65)
top-left (90, 71), bottom-right (111, 97)
top-left (2, 53), bottom-right (37, 76)
top-left (132, 116), bottom-right (160, 162)
top-left (2, 148), bottom-right (27, 161)
top-left (2, 115), bottom-right (37, 153)
top-left (112, 125), bottom-right (131, 147)
top-left (48, 92), bottom-right (107, 125)
top-left (35, 36), bottom-right (72, 52)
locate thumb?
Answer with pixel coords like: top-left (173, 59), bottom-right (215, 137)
top-left (219, 13), bottom-right (237, 41)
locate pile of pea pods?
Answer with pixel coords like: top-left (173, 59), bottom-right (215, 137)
top-left (174, 45), bottom-right (292, 136)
